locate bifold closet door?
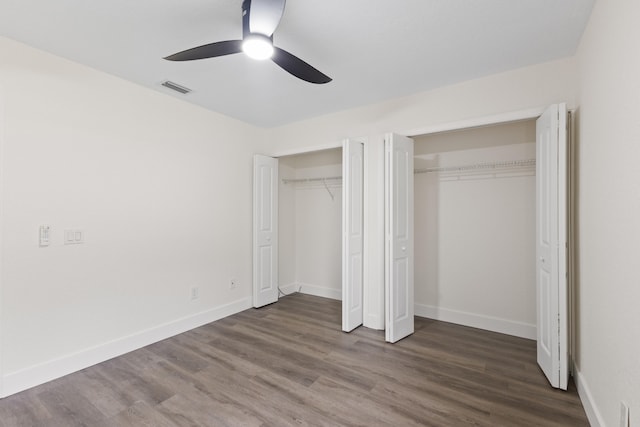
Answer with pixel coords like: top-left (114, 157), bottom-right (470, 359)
top-left (536, 103), bottom-right (568, 390)
top-left (253, 155), bottom-right (279, 308)
top-left (385, 133), bottom-right (414, 343)
top-left (342, 139), bottom-right (364, 332)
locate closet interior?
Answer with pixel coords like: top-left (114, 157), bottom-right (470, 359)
top-left (278, 147), bottom-right (343, 301)
top-left (413, 119), bottom-right (538, 339)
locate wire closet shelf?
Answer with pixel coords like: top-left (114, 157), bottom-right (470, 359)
top-left (280, 158), bottom-right (536, 185)
top-left (281, 176), bottom-right (342, 184)
top-left (414, 158), bottom-right (536, 175)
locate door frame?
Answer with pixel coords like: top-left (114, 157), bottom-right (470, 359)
top-left (393, 105), bottom-right (573, 381)
top-left (0, 91), bottom-right (5, 397)
top-left (260, 138), bottom-right (368, 330)
top-left (401, 107), bottom-right (548, 137)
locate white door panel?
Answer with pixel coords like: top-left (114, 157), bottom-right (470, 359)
top-left (342, 140), bottom-right (364, 332)
top-left (253, 155), bottom-right (278, 308)
top-left (385, 133), bottom-right (414, 343)
top-left (536, 103), bottom-right (568, 390)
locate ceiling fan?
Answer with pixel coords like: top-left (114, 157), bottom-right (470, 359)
top-left (164, 0), bottom-right (332, 84)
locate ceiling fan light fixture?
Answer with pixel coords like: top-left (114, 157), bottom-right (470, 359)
top-left (242, 34), bottom-right (274, 60)
top-left (164, 0), bottom-right (331, 83)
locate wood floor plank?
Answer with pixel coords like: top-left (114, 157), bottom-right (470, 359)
top-left (37, 385), bottom-right (105, 426)
top-left (0, 293), bottom-right (589, 426)
top-left (90, 360), bottom-right (176, 407)
top-left (322, 348), bottom-right (496, 423)
top-left (97, 400), bottom-right (178, 427)
top-left (0, 393), bottom-right (53, 427)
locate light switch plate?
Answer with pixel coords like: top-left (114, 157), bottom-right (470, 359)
top-left (39, 225), bottom-right (51, 247)
top-left (64, 229), bottom-right (85, 245)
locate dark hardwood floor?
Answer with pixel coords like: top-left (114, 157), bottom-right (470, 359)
top-left (0, 293), bottom-right (589, 426)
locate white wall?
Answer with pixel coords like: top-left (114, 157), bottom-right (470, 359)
top-left (574, 1), bottom-right (640, 425)
top-left (278, 149), bottom-right (342, 300)
top-left (265, 57), bottom-right (577, 329)
top-left (4, 7), bottom-right (638, 421)
top-left (277, 161), bottom-right (296, 288)
top-left (0, 37), bottom-right (261, 396)
top-left (0, 26), bottom-right (598, 405)
top-left (414, 121), bottom-right (536, 339)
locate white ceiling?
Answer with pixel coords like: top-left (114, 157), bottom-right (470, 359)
top-left (0, 0), bottom-right (595, 128)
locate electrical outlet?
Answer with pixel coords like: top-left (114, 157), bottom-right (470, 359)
top-left (190, 287), bottom-right (199, 301)
top-left (620, 402), bottom-right (629, 427)
top-left (230, 278), bottom-right (237, 290)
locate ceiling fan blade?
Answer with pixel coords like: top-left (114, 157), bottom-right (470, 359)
top-left (164, 40), bottom-right (243, 61)
top-left (272, 47), bottom-right (332, 84)
top-left (248, 0), bottom-right (286, 36)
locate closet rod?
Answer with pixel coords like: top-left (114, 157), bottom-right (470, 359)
top-left (414, 158), bottom-right (536, 174)
top-left (282, 176), bottom-right (342, 184)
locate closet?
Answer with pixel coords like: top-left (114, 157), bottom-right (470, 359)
top-left (412, 120), bottom-right (538, 339)
top-left (253, 140), bottom-right (364, 332)
top-left (386, 104), bottom-right (570, 389)
top-left (278, 148), bottom-right (343, 301)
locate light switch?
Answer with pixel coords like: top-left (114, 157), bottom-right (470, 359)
top-left (64, 229), bottom-right (85, 245)
top-left (39, 225), bottom-right (51, 247)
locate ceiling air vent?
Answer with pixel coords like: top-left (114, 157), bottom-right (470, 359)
top-left (161, 80), bottom-right (192, 95)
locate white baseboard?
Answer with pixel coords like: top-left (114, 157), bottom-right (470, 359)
top-left (414, 303), bottom-right (536, 340)
top-left (298, 282), bottom-right (341, 301)
top-left (279, 283), bottom-right (300, 295)
top-left (279, 282), bottom-right (341, 301)
top-left (573, 364), bottom-right (604, 427)
top-left (1, 297), bottom-right (252, 398)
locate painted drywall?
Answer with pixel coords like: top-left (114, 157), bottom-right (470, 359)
top-left (265, 57), bottom-right (577, 329)
top-left (277, 160), bottom-right (296, 289)
top-left (414, 121), bottom-right (536, 339)
top-left (574, 0), bottom-right (640, 425)
top-left (0, 37), bottom-right (261, 396)
top-left (0, 29), bottom-right (592, 403)
top-left (278, 149), bottom-right (342, 300)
